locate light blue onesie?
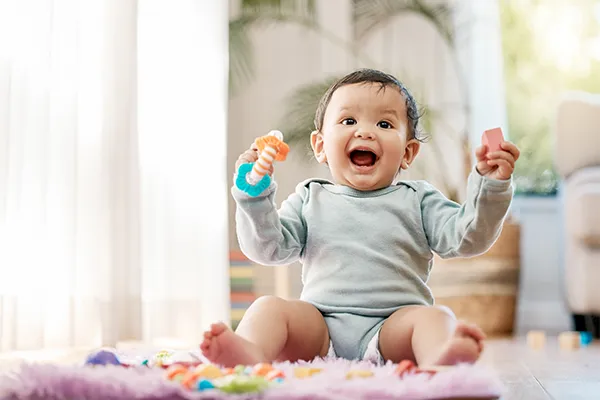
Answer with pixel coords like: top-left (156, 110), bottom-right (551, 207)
top-left (231, 167), bottom-right (513, 361)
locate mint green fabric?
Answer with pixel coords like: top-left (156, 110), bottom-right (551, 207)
top-left (231, 167), bottom-right (513, 359)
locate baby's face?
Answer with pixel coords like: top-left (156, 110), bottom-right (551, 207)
top-left (312, 83), bottom-right (419, 191)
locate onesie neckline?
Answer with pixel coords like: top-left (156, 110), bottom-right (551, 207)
top-left (321, 183), bottom-right (402, 198)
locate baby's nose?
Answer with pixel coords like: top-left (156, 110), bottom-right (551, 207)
top-left (355, 129), bottom-right (375, 139)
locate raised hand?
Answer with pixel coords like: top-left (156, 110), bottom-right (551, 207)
top-left (475, 141), bottom-right (520, 180)
top-left (235, 142), bottom-right (274, 176)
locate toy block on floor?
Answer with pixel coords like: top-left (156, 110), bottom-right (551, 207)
top-left (526, 330), bottom-right (546, 349)
top-left (558, 331), bottom-right (580, 350)
top-left (482, 127), bottom-right (504, 154)
top-left (580, 331), bottom-right (593, 346)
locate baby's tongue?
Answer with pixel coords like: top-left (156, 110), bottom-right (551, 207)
top-left (351, 150), bottom-right (375, 166)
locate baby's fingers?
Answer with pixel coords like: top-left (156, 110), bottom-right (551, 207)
top-left (487, 159), bottom-right (513, 179)
top-left (243, 148), bottom-right (259, 160)
top-left (500, 141), bottom-right (520, 161)
top-left (474, 145), bottom-right (488, 162)
top-left (235, 150), bottom-right (258, 169)
top-left (476, 161), bottom-right (490, 175)
top-left (487, 150), bottom-right (516, 169)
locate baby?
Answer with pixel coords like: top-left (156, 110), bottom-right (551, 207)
top-left (201, 68), bottom-right (519, 368)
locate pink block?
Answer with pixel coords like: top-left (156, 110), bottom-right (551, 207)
top-left (482, 127), bottom-right (504, 153)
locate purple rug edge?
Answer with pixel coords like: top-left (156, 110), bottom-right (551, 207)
top-left (0, 357), bottom-right (505, 400)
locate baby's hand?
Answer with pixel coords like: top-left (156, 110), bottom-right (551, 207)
top-left (475, 141), bottom-right (520, 180)
top-left (235, 143), bottom-right (274, 176)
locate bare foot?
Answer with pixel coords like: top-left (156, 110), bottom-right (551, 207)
top-left (199, 322), bottom-right (266, 368)
top-left (427, 322), bottom-right (485, 366)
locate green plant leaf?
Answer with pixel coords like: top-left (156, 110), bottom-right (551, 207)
top-left (241, 0), bottom-right (316, 18)
top-left (229, 17), bottom-right (256, 97)
top-left (229, 1), bottom-right (318, 96)
top-left (352, 0), bottom-right (454, 45)
top-left (278, 77), bottom-right (339, 157)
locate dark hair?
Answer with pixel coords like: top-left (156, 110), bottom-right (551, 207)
top-left (314, 68), bottom-right (423, 140)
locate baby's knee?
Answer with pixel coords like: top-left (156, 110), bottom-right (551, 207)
top-left (417, 304), bottom-right (456, 321)
top-left (431, 304), bottom-right (456, 319)
top-left (248, 295), bottom-right (288, 312)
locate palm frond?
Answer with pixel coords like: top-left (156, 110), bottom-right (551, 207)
top-left (241, 0), bottom-right (316, 18)
top-left (352, 0), bottom-right (454, 46)
top-left (229, 1), bottom-right (318, 96)
top-left (278, 77), bottom-right (340, 157)
top-left (353, 0), bottom-right (468, 115)
top-left (229, 17), bottom-right (256, 96)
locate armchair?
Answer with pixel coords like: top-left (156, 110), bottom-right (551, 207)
top-left (555, 91), bottom-right (600, 337)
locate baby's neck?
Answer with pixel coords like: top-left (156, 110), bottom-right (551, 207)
top-left (330, 175), bottom-right (401, 193)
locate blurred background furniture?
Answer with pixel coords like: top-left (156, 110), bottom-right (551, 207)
top-left (555, 91), bottom-right (600, 338)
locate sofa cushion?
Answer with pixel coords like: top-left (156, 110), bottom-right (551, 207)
top-left (555, 91), bottom-right (600, 179)
top-left (565, 168), bottom-right (600, 247)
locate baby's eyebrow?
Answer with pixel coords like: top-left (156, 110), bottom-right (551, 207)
top-left (381, 109), bottom-right (399, 118)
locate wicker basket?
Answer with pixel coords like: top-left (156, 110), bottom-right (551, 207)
top-left (428, 219), bottom-right (521, 337)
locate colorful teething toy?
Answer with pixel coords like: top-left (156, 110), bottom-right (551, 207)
top-left (84, 349), bottom-right (121, 366)
top-left (235, 130), bottom-right (290, 197)
top-left (165, 362), bottom-right (285, 393)
top-left (82, 346), bottom-right (446, 395)
top-left (482, 127), bottom-right (504, 154)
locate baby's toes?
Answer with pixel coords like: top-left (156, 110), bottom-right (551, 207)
top-left (200, 332), bottom-right (214, 352)
top-left (456, 321), bottom-right (486, 341)
top-left (210, 322), bottom-right (229, 336)
top-left (200, 340), bottom-right (209, 353)
top-left (455, 322), bottom-right (485, 353)
top-left (201, 343), bottom-right (216, 359)
top-left (477, 340), bottom-right (485, 353)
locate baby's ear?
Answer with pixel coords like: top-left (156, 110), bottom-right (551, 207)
top-left (310, 130), bottom-right (327, 163)
top-left (400, 139), bottom-right (420, 170)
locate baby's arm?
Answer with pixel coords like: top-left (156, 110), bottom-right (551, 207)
top-left (419, 168), bottom-right (513, 259)
top-left (232, 181), bottom-right (307, 266)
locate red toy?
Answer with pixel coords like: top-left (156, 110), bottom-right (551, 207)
top-left (394, 360), bottom-right (438, 378)
top-left (482, 127), bottom-right (504, 154)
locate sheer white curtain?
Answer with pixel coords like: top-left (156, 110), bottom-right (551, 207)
top-left (453, 0), bottom-right (508, 157)
top-left (137, 0), bottom-right (230, 347)
top-left (0, 0), bottom-right (230, 352)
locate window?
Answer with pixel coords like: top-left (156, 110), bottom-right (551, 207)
top-left (500, 0), bottom-right (600, 195)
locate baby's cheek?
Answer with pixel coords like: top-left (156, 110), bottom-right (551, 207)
top-left (396, 125), bottom-right (408, 138)
top-left (383, 137), bottom-right (405, 155)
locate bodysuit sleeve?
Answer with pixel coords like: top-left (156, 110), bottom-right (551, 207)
top-left (231, 180), bottom-right (308, 266)
top-left (419, 166), bottom-right (514, 259)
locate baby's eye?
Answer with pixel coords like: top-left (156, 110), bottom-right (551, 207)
top-left (378, 121), bottom-right (392, 129)
top-left (341, 118), bottom-right (356, 125)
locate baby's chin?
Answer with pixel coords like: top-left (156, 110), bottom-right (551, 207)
top-left (337, 175), bottom-right (395, 192)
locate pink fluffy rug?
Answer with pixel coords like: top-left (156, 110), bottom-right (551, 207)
top-left (0, 356), bottom-right (504, 400)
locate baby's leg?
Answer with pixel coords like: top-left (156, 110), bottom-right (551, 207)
top-left (378, 305), bottom-right (485, 367)
top-left (200, 295), bottom-right (329, 367)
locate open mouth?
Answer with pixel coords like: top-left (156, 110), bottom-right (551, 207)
top-left (349, 149), bottom-right (378, 167)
